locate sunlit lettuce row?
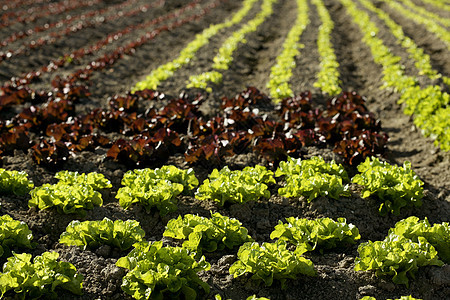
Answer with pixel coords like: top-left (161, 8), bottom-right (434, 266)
top-left (358, 0), bottom-right (450, 85)
top-left (312, 0), bottom-right (342, 96)
top-left (1, 157), bottom-right (423, 218)
top-left (132, 0), bottom-right (259, 91)
top-left (266, 0), bottom-right (309, 101)
top-left (4, 210), bottom-right (445, 298)
top-left (185, 70), bottom-right (222, 91)
top-left (341, 0), bottom-right (450, 151)
top-left (381, 0), bottom-right (450, 49)
top-left (396, 0), bottom-right (450, 27)
top-left (420, 0), bottom-right (450, 12)
top-left (187, 0), bottom-right (278, 92)
top-left (211, 0), bottom-right (277, 70)
top-left (361, 296), bottom-right (421, 300)
top-left (120, 214), bottom-right (360, 298)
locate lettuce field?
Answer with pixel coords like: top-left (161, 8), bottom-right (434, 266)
top-left (0, 0), bottom-right (449, 299)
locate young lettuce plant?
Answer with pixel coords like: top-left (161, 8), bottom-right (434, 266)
top-left (187, 71), bottom-right (222, 92)
top-left (163, 211), bottom-right (253, 255)
top-left (28, 171), bottom-right (111, 215)
top-left (214, 294), bottom-right (270, 300)
top-left (59, 218), bottom-right (145, 251)
top-left (351, 157), bottom-right (424, 215)
top-left (0, 251), bottom-right (83, 298)
top-left (116, 241), bottom-right (210, 300)
top-left (229, 240), bottom-right (316, 288)
top-left (386, 216), bottom-right (450, 264)
top-left (270, 217), bottom-right (360, 252)
top-left (355, 235), bottom-right (443, 286)
top-left (0, 214), bottom-right (34, 258)
top-left (246, 296), bottom-right (270, 300)
top-left (0, 168), bottom-right (34, 196)
top-left (29, 184), bottom-right (103, 214)
top-left (195, 165), bottom-right (275, 206)
top-left (276, 156), bottom-right (350, 202)
top-left (361, 297), bottom-right (422, 300)
top-left (215, 295), bottom-right (270, 300)
top-left (116, 166), bottom-right (198, 215)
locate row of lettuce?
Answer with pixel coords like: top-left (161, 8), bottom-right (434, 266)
top-left (0, 157), bottom-right (437, 297)
top-left (339, 0), bottom-right (449, 151)
top-left (1, 205), bottom-right (447, 299)
top-left (2, 155), bottom-right (424, 216)
top-left (187, 0), bottom-right (277, 92)
top-left (131, 0), bottom-right (449, 151)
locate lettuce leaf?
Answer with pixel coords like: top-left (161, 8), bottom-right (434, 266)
top-left (387, 216), bottom-right (450, 263)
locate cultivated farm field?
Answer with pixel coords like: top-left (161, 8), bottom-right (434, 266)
top-left (0, 0), bottom-right (449, 299)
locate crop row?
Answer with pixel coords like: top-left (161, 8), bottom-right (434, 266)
top-left (0, 0), bottom-right (102, 29)
top-left (4, 210), bottom-right (431, 299)
top-left (266, 0), bottom-right (309, 100)
top-left (0, 0), bottom-right (139, 48)
top-left (0, 0), bottom-right (154, 62)
top-left (187, 0), bottom-right (277, 91)
top-left (421, 0), bottom-right (450, 11)
top-left (133, 0), bottom-right (259, 91)
top-left (0, 85), bottom-right (388, 169)
top-left (358, 0), bottom-right (449, 85)
top-left (0, 0), bottom-right (52, 12)
top-left (311, 0), bottom-right (341, 96)
top-left (0, 0), bottom-right (205, 92)
top-left (341, 0), bottom-right (450, 151)
top-left (0, 162), bottom-right (444, 299)
top-left (382, 0), bottom-right (450, 48)
top-left (0, 155), bottom-right (424, 218)
top-left (397, 0), bottom-right (450, 28)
